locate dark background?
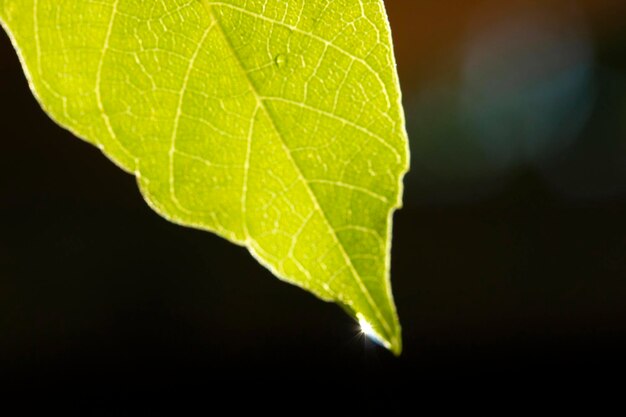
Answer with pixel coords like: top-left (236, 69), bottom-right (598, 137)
top-left (1, 0), bottom-right (626, 407)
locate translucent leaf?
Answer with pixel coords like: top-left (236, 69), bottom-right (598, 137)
top-left (0, 0), bottom-right (409, 354)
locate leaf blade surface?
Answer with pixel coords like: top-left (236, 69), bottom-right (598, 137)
top-left (0, 0), bottom-right (409, 353)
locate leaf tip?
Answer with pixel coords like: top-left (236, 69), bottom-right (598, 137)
top-left (357, 313), bottom-right (402, 356)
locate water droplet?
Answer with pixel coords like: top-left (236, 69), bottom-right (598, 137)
top-left (275, 54), bottom-right (287, 68)
top-left (357, 313), bottom-right (389, 349)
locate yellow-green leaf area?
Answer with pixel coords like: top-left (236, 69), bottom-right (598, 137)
top-left (0, 0), bottom-right (409, 354)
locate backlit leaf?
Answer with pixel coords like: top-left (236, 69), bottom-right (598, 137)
top-left (0, 0), bottom-right (409, 354)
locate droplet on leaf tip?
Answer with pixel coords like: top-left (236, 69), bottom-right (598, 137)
top-left (357, 313), bottom-right (389, 350)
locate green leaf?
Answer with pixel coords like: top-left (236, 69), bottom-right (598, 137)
top-left (0, 0), bottom-right (409, 354)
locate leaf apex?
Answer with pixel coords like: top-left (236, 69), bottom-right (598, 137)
top-left (357, 312), bottom-right (403, 356)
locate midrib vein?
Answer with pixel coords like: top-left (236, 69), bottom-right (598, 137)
top-left (201, 0), bottom-right (393, 338)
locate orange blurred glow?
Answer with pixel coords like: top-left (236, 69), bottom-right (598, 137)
top-left (386, 0), bottom-right (626, 91)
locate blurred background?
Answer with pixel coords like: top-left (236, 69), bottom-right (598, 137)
top-left (1, 0), bottom-right (626, 405)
